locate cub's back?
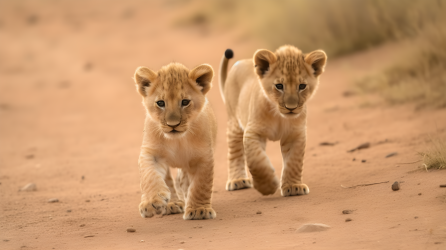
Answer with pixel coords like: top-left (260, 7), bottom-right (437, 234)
top-left (223, 59), bottom-right (259, 118)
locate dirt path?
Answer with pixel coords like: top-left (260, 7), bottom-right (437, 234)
top-left (1, 1), bottom-right (445, 249)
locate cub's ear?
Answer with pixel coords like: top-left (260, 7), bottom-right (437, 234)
top-left (253, 49), bottom-right (277, 78)
top-left (189, 64), bottom-right (214, 95)
top-left (304, 50), bottom-right (327, 77)
top-left (133, 67), bottom-right (157, 97)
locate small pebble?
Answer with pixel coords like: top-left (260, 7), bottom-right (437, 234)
top-left (361, 159), bottom-right (366, 163)
top-left (25, 154), bottom-right (34, 159)
top-left (256, 211), bottom-right (262, 214)
top-left (418, 193), bottom-right (422, 196)
top-left (127, 228), bottom-right (136, 233)
top-left (48, 198), bottom-right (59, 203)
top-left (80, 224), bottom-right (85, 227)
top-left (440, 184), bottom-right (446, 188)
top-left (20, 183), bottom-right (37, 192)
top-left (296, 223), bottom-right (330, 233)
top-left (345, 218), bottom-right (352, 222)
top-left (67, 210), bottom-right (72, 213)
top-left (180, 241), bottom-right (185, 244)
top-left (81, 176), bottom-right (85, 180)
top-left (140, 240), bottom-right (145, 243)
top-left (352, 158), bottom-right (356, 161)
top-left (414, 216), bottom-right (418, 219)
top-left (84, 62), bottom-right (93, 71)
top-left (27, 15), bottom-right (38, 24)
top-left (84, 235), bottom-right (94, 238)
top-left (385, 152), bottom-right (398, 158)
top-left (342, 210), bottom-right (353, 214)
top-left (392, 181), bottom-right (400, 191)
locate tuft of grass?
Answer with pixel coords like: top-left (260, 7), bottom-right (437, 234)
top-left (420, 139), bottom-right (446, 170)
top-left (356, 25), bottom-right (446, 108)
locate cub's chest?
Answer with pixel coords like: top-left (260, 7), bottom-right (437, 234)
top-left (249, 119), bottom-right (303, 142)
top-left (263, 122), bottom-right (289, 141)
top-left (161, 141), bottom-right (204, 168)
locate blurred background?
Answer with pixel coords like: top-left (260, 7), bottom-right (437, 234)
top-left (178, 0), bottom-right (446, 107)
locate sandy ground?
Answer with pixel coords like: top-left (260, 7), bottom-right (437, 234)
top-left (1, 1), bottom-right (446, 249)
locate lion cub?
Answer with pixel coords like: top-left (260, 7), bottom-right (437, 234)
top-left (133, 62), bottom-right (217, 220)
top-left (219, 45), bottom-right (327, 196)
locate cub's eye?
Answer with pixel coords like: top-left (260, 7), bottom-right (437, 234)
top-left (299, 84), bottom-right (307, 90)
top-left (156, 100), bottom-right (165, 107)
top-left (182, 99), bottom-right (190, 106)
top-left (275, 84), bottom-right (283, 90)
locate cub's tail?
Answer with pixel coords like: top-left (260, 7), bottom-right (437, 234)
top-left (219, 49), bottom-right (233, 103)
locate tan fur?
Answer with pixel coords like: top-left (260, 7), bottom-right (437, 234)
top-left (133, 62), bottom-right (217, 220)
top-left (219, 45), bottom-right (327, 196)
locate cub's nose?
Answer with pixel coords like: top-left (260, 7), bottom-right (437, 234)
top-left (167, 121), bottom-right (181, 128)
top-left (166, 112), bottom-right (181, 128)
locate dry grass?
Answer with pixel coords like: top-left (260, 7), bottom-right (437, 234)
top-left (176, 0), bottom-right (446, 107)
top-left (420, 139), bottom-right (446, 170)
top-left (176, 0), bottom-right (445, 57)
top-left (356, 25), bottom-right (446, 108)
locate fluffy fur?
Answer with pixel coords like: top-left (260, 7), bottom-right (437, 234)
top-left (219, 45), bottom-right (327, 196)
top-left (133, 62), bottom-right (217, 220)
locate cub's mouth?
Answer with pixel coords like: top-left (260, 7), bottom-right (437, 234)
top-left (279, 106), bottom-right (303, 117)
top-left (168, 129), bottom-right (184, 134)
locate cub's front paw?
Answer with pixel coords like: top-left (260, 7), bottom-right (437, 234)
top-left (281, 183), bottom-right (310, 197)
top-left (166, 200), bottom-right (184, 215)
top-left (139, 193), bottom-right (169, 218)
top-left (183, 207), bottom-right (216, 220)
top-left (252, 176), bottom-right (279, 195)
top-left (226, 178), bottom-right (252, 191)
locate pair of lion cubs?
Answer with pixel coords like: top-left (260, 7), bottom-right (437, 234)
top-left (133, 45), bottom-right (327, 220)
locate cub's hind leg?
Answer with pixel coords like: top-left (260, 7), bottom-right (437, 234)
top-left (225, 119), bottom-right (252, 191)
top-left (164, 167), bottom-right (184, 215)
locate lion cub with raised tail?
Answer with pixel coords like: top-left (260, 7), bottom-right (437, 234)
top-left (219, 46), bottom-right (327, 196)
top-left (133, 62), bottom-right (217, 220)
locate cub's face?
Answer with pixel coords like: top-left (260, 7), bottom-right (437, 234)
top-left (254, 46), bottom-right (327, 117)
top-left (133, 63), bottom-right (213, 138)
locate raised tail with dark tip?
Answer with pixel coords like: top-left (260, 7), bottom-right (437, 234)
top-left (219, 49), bottom-right (233, 103)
